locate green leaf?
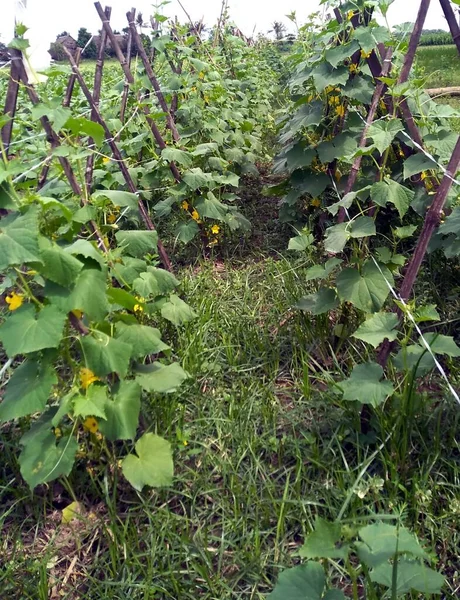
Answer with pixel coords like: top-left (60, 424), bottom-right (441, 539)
top-left (65, 117), bottom-right (105, 146)
top-left (325, 223), bottom-right (349, 254)
top-left (0, 305), bottom-right (67, 357)
top-left (423, 333), bottom-right (460, 357)
top-left (115, 323), bottom-right (169, 358)
top-left (107, 287), bottom-right (139, 311)
top-left (285, 144), bottom-right (315, 172)
top-left (115, 230), bottom-right (159, 258)
top-left (368, 119), bottom-right (403, 155)
top-left (64, 239), bottom-right (105, 267)
top-left (394, 224), bottom-right (417, 239)
top-left (403, 154), bottom-right (437, 180)
top-left (288, 232), bottom-right (314, 251)
top-left (121, 433), bottom-right (173, 491)
top-left (182, 167), bottom-right (214, 190)
top-left (296, 288), bottom-right (339, 315)
top-left (162, 147), bottom-right (193, 167)
top-left (370, 179), bottom-right (414, 219)
top-left (176, 220), bottom-right (199, 244)
top-left (0, 208), bottom-right (42, 270)
top-left (413, 304), bottom-right (440, 323)
top-left (195, 192), bottom-right (228, 221)
top-left (354, 25), bottom-right (390, 53)
top-left (99, 381), bottom-right (141, 441)
top-left (349, 216), bottom-right (376, 239)
top-left (161, 295), bottom-right (197, 325)
top-left (439, 207), bottom-right (460, 236)
top-left (80, 334), bottom-right (132, 378)
top-left (312, 63), bottom-right (349, 92)
top-left (393, 345), bottom-right (434, 376)
top-left (268, 562), bottom-right (345, 600)
top-left (39, 244), bottom-right (84, 288)
top-left (19, 415), bottom-right (78, 488)
top-left (135, 362), bottom-right (188, 393)
top-left (47, 268), bottom-right (109, 321)
top-left (73, 386), bottom-right (108, 420)
top-left (92, 190), bottom-right (139, 211)
top-left (358, 523), bottom-right (429, 566)
top-left (336, 260), bottom-right (393, 313)
top-left (352, 313), bottom-right (399, 348)
top-left (317, 134), bottom-right (357, 163)
top-left (370, 559), bottom-right (444, 595)
top-left (340, 362), bottom-right (394, 407)
top-left (72, 205), bottom-right (97, 224)
top-left (325, 40), bottom-right (360, 68)
top-left (31, 104), bottom-right (71, 131)
top-left (305, 258), bottom-right (343, 282)
top-left (133, 267), bottom-right (179, 298)
top-left (0, 362), bottom-right (57, 422)
top-left (298, 518), bottom-right (349, 560)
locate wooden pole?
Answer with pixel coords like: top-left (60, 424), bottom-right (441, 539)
top-left (399, 0), bottom-right (431, 83)
top-left (63, 47), bottom-right (82, 107)
top-left (1, 56), bottom-right (21, 157)
top-left (120, 8), bottom-right (134, 124)
top-left (439, 0), bottom-right (460, 56)
top-left (64, 47), bottom-right (172, 271)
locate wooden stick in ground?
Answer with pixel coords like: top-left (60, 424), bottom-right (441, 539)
top-left (439, 0), bottom-right (460, 56)
top-left (337, 48), bottom-right (393, 223)
top-left (1, 55), bottom-right (21, 157)
top-left (94, 2), bottom-right (182, 182)
top-left (64, 47), bottom-right (172, 271)
top-left (120, 8), bottom-right (134, 125)
top-left (63, 47), bottom-right (82, 107)
top-left (86, 5), bottom-right (112, 196)
top-left (126, 11), bottom-right (180, 143)
top-left (378, 136), bottom-right (460, 366)
top-left (399, 0), bottom-right (431, 83)
top-left (11, 49), bottom-right (108, 253)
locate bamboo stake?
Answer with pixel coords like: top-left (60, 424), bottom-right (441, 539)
top-left (94, 2), bottom-right (182, 182)
top-left (1, 56), bottom-right (21, 157)
top-left (11, 49), bottom-right (108, 253)
top-left (63, 47), bottom-right (82, 107)
top-left (378, 136), bottom-right (460, 366)
top-left (64, 47), bottom-right (172, 271)
top-left (86, 5), bottom-right (112, 196)
top-left (126, 11), bottom-right (180, 143)
top-left (399, 0), bottom-right (431, 83)
top-left (439, 0), bottom-right (460, 56)
top-left (120, 8), bottom-right (134, 124)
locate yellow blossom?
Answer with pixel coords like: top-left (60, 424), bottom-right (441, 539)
top-left (5, 292), bottom-right (23, 311)
top-left (191, 209), bottom-right (200, 221)
top-left (83, 417), bottom-right (99, 433)
top-left (71, 309), bottom-right (83, 319)
top-left (311, 198), bottom-right (321, 208)
top-left (80, 368), bottom-right (99, 390)
top-left (107, 213), bottom-right (117, 224)
top-left (335, 104), bottom-right (346, 118)
top-left (199, 71), bottom-right (205, 79)
top-left (347, 10), bottom-right (355, 20)
top-left (208, 238), bottom-right (218, 247)
top-left (204, 95), bottom-right (210, 104)
top-left (329, 95), bottom-right (340, 106)
top-left (211, 224), bottom-right (220, 235)
top-left (54, 427), bottom-right (62, 438)
top-left (133, 304), bottom-right (144, 313)
top-left (360, 49), bottom-right (371, 59)
top-left (421, 171), bottom-right (427, 180)
top-left (102, 157), bottom-right (111, 164)
top-left (182, 200), bottom-right (190, 210)
top-left (349, 63), bottom-right (358, 74)
top-left (183, 440), bottom-right (189, 446)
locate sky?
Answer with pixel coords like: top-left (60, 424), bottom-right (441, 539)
top-left (0, 0), bottom-right (453, 44)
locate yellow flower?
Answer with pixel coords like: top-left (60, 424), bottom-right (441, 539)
top-left (208, 238), bottom-right (218, 247)
top-left (421, 171), bottom-right (427, 180)
top-left (336, 104), bottom-right (346, 118)
top-left (80, 368), bottom-right (99, 390)
top-left (211, 224), bottom-right (220, 235)
top-left (182, 200), bottom-right (190, 211)
top-left (54, 427), bottom-right (62, 438)
top-left (71, 309), bottom-right (83, 319)
top-left (83, 417), bottom-right (99, 433)
top-left (360, 49), bottom-right (371, 59)
top-left (204, 95), bottom-right (210, 104)
top-left (349, 63), bottom-right (358, 74)
top-left (329, 95), bottom-right (340, 105)
top-left (5, 292), bottom-right (23, 311)
top-left (133, 304), bottom-right (144, 313)
top-left (183, 440), bottom-right (189, 446)
top-left (102, 156), bottom-right (111, 164)
top-left (311, 198), bottom-right (321, 208)
top-left (107, 213), bottom-right (117, 224)
top-left (191, 209), bottom-right (200, 221)
top-left (199, 71), bottom-right (205, 79)
top-left (347, 10), bottom-right (354, 20)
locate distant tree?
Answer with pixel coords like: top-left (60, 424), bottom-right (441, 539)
top-left (76, 27), bottom-right (97, 59)
top-left (57, 31), bottom-right (69, 37)
top-left (49, 42), bottom-right (67, 61)
top-left (269, 21), bottom-right (286, 41)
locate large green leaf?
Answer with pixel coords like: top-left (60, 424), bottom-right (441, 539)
top-left (295, 287), bottom-right (339, 315)
top-left (115, 230), bottom-right (159, 258)
top-left (354, 25), bottom-right (390, 53)
top-left (92, 190), bottom-right (139, 211)
top-left (357, 522), bottom-right (429, 567)
top-left (368, 119), bottom-right (403, 155)
top-left (325, 40), bottom-right (360, 68)
top-left (121, 433), bottom-right (173, 491)
top-left (288, 232), bottom-right (314, 251)
top-left (325, 223), bottom-right (349, 254)
top-left (65, 117), bottom-right (105, 145)
top-left (80, 334), bottom-right (132, 378)
top-left (423, 333), bottom-right (460, 357)
top-left (19, 415), bottom-right (78, 489)
top-left (305, 258), bottom-right (343, 282)
top-left (340, 362), bottom-right (394, 407)
top-left (115, 323), bottom-right (169, 358)
top-left (0, 361), bottom-right (57, 422)
top-left (403, 153), bottom-right (437, 180)
top-left (195, 192), bottom-right (228, 221)
top-left (135, 362), bottom-right (188, 393)
top-left (393, 345), bottom-right (435, 377)
top-left (132, 267), bottom-right (179, 298)
top-left (99, 381), bottom-right (141, 442)
top-left (268, 562), bottom-right (345, 600)
top-left (336, 260), bottom-right (393, 313)
top-left (162, 147), bottom-right (193, 168)
top-left (161, 295), bottom-right (197, 325)
top-left (312, 63), bottom-right (349, 92)
top-left (0, 305), bottom-right (67, 357)
top-left (0, 208), bottom-right (41, 270)
top-left (352, 312), bottom-right (399, 348)
top-left (370, 559), bottom-right (444, 595)
top-left (39, 243), bottom-right (84, 289)
top-left (370, 179), bottom-right (414, 219)
top-left (73, 385), bottom-right (108, 420)
top-left (298, 518), bottom-right (349, 560)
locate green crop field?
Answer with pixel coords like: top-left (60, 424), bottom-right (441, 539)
top-left (1, 4), bottom-right (460, 599)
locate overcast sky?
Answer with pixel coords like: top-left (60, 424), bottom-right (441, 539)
top-left (0, 0), bottom-right (453, 43)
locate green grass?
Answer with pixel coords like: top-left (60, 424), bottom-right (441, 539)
top-left (2, 255), bottom-right (460, 598)
top-left (417, 45), bottom-right (460, 88)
